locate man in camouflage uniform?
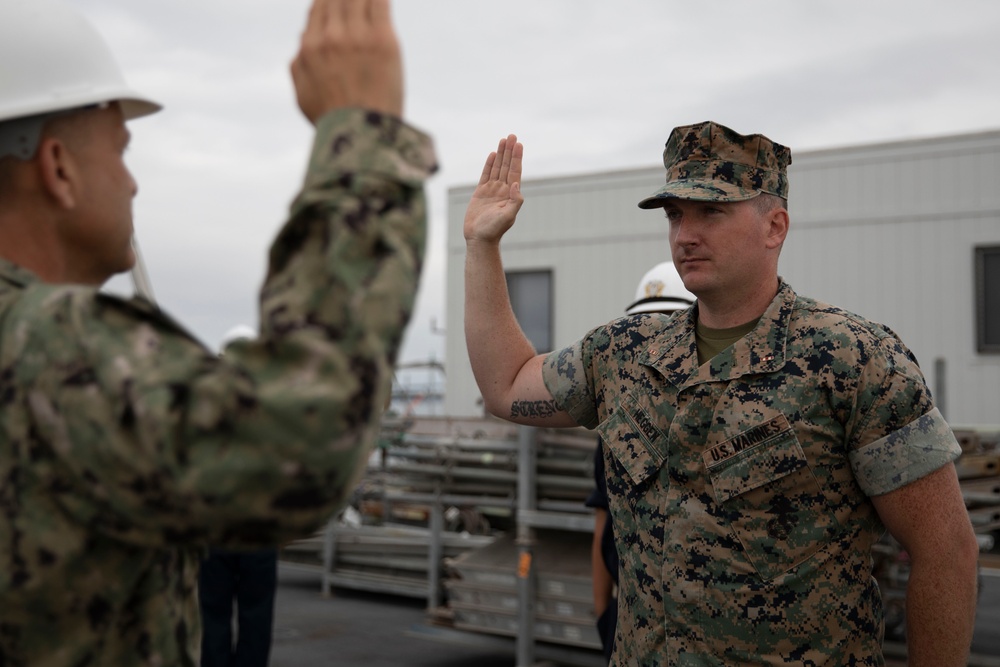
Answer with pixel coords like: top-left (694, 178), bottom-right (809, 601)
top-left (463, 125), bottom-right (978, 665)
top-left (0, 0), bottom-right (436, 665)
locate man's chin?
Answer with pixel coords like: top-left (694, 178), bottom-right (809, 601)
top-left (101, 253), bottom-right (137, 285)
top-left (678, 269), bottom-right (708, 293)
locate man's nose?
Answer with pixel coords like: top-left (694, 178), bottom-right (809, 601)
top-left (672, 216), bottom-right (698, 246)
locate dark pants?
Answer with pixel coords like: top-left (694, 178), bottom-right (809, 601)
top-left (198, 549), bottom-right (278, 667)
top-left (596, 595), bottom-right (618, 665)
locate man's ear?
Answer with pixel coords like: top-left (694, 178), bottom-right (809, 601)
top-left (35, 137), bottom-right (79, 209)
top-left (765, 207), bottom-right (789, 249)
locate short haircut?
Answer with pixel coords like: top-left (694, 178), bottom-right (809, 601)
top-left (751, 192), bottom-right (787, 216)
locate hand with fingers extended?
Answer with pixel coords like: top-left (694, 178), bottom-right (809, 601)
top-left (291, 0), bottom-right (404, 124)
top-left (464, 134), bottom-right (525, 245)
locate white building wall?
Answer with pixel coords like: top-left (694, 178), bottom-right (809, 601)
top-left (778, 130), bottom-right (1000, 427)
top-left (444, 129), bottom-right (1000, 427)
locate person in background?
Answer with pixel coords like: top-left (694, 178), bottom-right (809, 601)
top-left (587, 262), bottom-right (693, 663)
top-left (198, 545), bottom-right (278, 667)
top-left (198, 326), bottom-right (280, 667)
top-left (0, 1), bottom-right (435, 664)
top-left (463, 124), bottom-right (977, 665)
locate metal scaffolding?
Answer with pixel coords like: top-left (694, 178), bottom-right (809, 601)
top-left (280, 417), bottom-right (1000, 666)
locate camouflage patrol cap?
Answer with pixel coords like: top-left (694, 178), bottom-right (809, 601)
top-left (637, 121), bottom-right (791, 208)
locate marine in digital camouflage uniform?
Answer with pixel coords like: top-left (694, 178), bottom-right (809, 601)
top-left (545, 281), bottom-right (958, 665)
top-left (0, 1), bottom-right (435, 665)
top-left (462, 124), bottom-right (979, 665)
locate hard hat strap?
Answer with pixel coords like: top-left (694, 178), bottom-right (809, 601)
top-left (0, 115), bottom-right (46, 161)
top-left (0, 102), bottom-right (107, 161)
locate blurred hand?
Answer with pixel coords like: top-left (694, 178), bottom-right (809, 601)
top-left (464, 134), bottom-right (524, 244)
top-left (291, 0), bottom-right (403, 124)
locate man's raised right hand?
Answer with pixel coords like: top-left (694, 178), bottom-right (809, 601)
top-left (291, 0), bottom-right (403, 124)
top-left (464, 134), bottom-right (524, 245)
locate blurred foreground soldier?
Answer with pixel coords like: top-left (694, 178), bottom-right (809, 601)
top-left (0, 0), bottom-right (435, 665)
top-left (587, 262), bottom-right (693, 663)
top-left (463, 126), bottom-right (977, 665)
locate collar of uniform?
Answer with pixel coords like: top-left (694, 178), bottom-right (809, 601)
top-left (636, 307), bottom-right (699, 386)
top-left (0, 257), bottom-right (39, 288)
top-left (717, 279), bottom-right (794, 378)
top-left (640, 280), bottom-right (794, 388)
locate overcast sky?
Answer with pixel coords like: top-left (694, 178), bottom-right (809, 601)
top-left (79, 0), bottom-right (1000, 365)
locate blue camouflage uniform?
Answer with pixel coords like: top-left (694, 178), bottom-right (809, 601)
top-left (543, 280), bottom-right (961, 666)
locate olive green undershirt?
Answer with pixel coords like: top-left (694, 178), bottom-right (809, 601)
top-left (696, 317), bottom-right (760, 366)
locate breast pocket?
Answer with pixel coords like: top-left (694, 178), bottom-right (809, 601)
top-left (704, 415), bottom-right (840, 581)
top-left (596, 391), bottom-right (667, 490)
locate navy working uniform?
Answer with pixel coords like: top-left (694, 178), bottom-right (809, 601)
top-left (0, 109), bottom-right (436, 666)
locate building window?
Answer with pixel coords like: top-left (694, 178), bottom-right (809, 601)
top-left (976, 245), bottom-right (1000, 353)
top-left (506, 270), bottom-right (553, 353)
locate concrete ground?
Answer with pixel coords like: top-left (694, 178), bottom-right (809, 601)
top-left (268, 564), bottom-right (1000, 667)
top-left (270, 565), bottom-right (520, 667)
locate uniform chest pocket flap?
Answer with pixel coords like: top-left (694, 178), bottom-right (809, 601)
top-left (597, 391), bottom-right (667, 488)
top-left (704, 415), bottom-right (840, 580)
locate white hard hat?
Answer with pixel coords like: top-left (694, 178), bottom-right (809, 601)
top-left (220, 325), bottom-right (256, 352)
top-left (0, 0), bottom-right (161, 158)
top-left (625, 261), bottom-right (695, 315)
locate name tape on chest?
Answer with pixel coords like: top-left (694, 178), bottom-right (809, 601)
top-left (630, 407), bottom-right (661, 443)
top-left (705, 414), bottom-right (791, 468)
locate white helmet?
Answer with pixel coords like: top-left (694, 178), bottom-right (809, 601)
top-left (0, 0), bottom-right (161, 159)
top-left (219, 325), bottom-right (257, 352)
top-left (625, 261), bottom-right (695, 315)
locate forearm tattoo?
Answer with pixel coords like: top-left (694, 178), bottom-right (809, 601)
top-left (509, 399), bottom-right (559, 419)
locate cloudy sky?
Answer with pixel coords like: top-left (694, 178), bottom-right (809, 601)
top-left (79, 0), bottom-right (1000, 364)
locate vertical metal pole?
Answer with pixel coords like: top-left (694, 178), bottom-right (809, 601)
top-left (515, 426), bottom-right (537, 667)
top-left (321, 517), bottom-right (338, 597)
top-left (934, 357), bottom-right (947, 420)
top-left (428, 493), bottom-right (444, 611)
top-left (381, 445), bottom-right (391, 527)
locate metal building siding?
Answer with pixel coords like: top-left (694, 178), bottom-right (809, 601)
top-left (780, 130), bottom-right (1000, 426)
top-left (446, 129), bottom-right (1000, 425)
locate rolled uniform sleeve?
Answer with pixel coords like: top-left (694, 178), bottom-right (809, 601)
top-left (846, 333), bottom-right (962, 497)
top-left (543, 336), bottom-right (600, 430)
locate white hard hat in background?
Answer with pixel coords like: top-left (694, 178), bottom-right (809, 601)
top-left (0, 0), bottom-right (161, 159)
top-left (625, 261), bottom-right (695, 315)
top-left (219, 325), bottom-right (256, 353)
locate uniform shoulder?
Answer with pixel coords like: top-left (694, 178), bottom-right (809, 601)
top-left (607, 310), bottom-right (685, 341)
top-left (3, 282), bottom-right (202, 363)
top-left (790, 294), bottom-right (900, 345)
top-left (787, 293), bottom-right (921, 369)
top-left (572, 311), bottom-right (684, 359)
top-left (576, 310), bottom-right (686, 361)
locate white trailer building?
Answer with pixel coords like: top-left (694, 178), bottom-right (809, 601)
top-left (444, 128), bottom-right (1000, 428)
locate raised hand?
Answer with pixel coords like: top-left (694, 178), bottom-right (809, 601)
top-left (463, 134), bottom-right (524, 244)
top-left (291, 0), bottom-right (404, 124)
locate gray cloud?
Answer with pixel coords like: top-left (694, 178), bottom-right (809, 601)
top-left (80, 0), bottom-right (1000, 359)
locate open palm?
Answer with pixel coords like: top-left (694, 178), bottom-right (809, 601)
top-left (463, 134), bottom-right (524, 243)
